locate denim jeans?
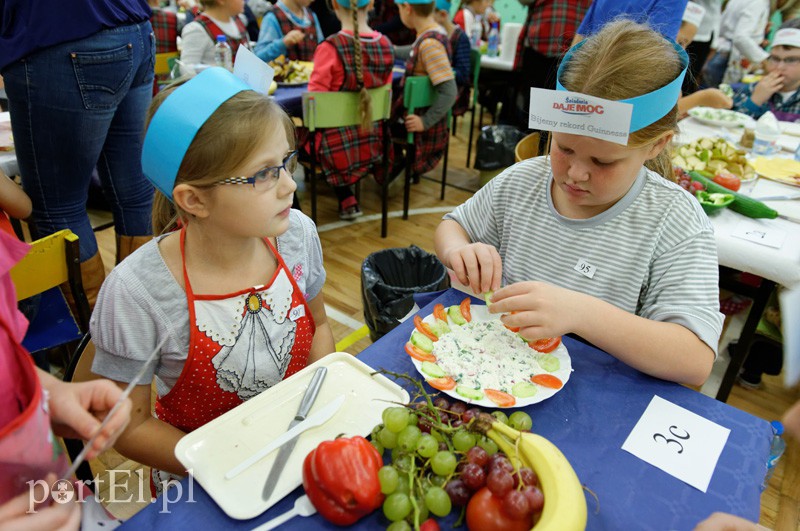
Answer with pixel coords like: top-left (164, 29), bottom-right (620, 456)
top-left (4, 21), bottom-right (156, 261)
top-left (702, 51), bottom-right (729, 90)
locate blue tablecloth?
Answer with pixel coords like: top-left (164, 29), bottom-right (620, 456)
top-left (123, 289), bottom-right (771, 531)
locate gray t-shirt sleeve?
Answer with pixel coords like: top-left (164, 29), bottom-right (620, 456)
top-left (422, 78), bottom-right (457, 130)
top-left (277, 209), bottom-right (326, 301)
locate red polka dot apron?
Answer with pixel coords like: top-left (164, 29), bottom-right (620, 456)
top-left (151, 229), bottom-right (315, 496)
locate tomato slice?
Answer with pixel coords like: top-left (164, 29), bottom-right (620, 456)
top-left (427, 376), bottom-right (456, 391)
top-left (531, 374), bottom-right (563, 389)
top-left (414, 315), bottom-right (439, 342)
top-left (405, 342), bottom-right (437, 363)
top-left (712, 172), bottom-right (741, 192)
top-left (460, 298), bottom-right (472, 322)
top-left (528, 336), bottom-right (561, 353)
top-left (433, 303), bottom-right (448, 323)
top-left (504, 311), bottom-right (520, 333)
top-left (484, 389), bottom-right (516, 407)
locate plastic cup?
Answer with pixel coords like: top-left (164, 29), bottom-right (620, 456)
top-left (752, 131), bottom-right (780, 155)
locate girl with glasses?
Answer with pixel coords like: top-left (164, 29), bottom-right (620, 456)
top-left (89, 68), bottom-right (335, 496)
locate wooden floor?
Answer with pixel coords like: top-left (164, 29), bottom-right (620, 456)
top-left (78, 112), bottom-right (799, 529)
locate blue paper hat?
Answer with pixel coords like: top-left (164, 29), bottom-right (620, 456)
top-left (556, 39), bottom-right (689, 132)
top-left (435, 0), bottom-right (451, 11)
top-left (142, 67), bottom-right (254, 200)
top-left (334, 0), bottom-right (370, 7)
top-left (394, 0), bottom-right (436, 5)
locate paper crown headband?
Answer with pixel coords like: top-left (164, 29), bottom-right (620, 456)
top-left (142, 67), bottom-right (254, 200)
top-left (394, 0), bottom-right (436, 5)
top-left (335, 0), bottom-right (370, 7)
top-left (529, 38), bottom-right (688, 145)
top-left (435, 0), bottom-right (451, 11)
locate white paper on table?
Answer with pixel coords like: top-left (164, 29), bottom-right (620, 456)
top-left (780, 287), bottom-right (800, 387)
top-left (730, 220), bottom-right (787, 249)
top-left (622, 395), bottom-right (730, 492)
top-left (234, 46), bottom-right (274, 95)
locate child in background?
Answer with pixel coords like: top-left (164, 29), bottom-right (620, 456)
top-left (180, 0), bottom-right (250, 67)
top-left (307, 0), bottom-right (394, 220)
top-left (433, 0), bottom-right (472, 117)
top-left (0, 171), bottom-right (31, 237)
top-left (435, 21), bottom-right (723, 386)
top-left (89, 68), bottom-right (335, 495)
top-left (453, 0), bottom-right (489, 46)
top-left (255, 0), bottom-right (324, 62)
top-left (393, 0), bottom-right (456, 179)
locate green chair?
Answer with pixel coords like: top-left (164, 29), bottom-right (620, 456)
top-left (466, 48), bottom-right (481, 167)
top-left (401, 76), bottom-right (452, 215)
top-left (302, 84), bottom-right (393, 237)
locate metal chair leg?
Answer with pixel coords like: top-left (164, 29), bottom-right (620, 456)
top-left (310, 138), bottom-right (317, 223)
top-left (467, 103), bottom-right (476, 167)
top-left (441, 127), bottom-right (449, 200)
top-left (474, 104), bottom-right (484, 168)
top-left (404, 146), bottom-right (413, 220)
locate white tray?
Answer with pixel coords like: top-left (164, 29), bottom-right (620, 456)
top-left (174, 352), bottom-right (409, 520)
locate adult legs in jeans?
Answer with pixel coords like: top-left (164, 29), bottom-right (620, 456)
top-left (700, 52), bottom-right (729, 89)
top-left (4, 21), bottom-right (155, 304)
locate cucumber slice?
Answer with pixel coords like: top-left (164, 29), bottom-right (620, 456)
top-left (411, 331), bottom-right (434, 353)
top-left (511, 381), bottom-right (538, 398)
top-left (538, 355), bottom-right (560, 372)
top-left (456, 385), bottom-right (484, 400)
top-left (448, 305), bottom-right (467, 325)
top-left (421, 361), bottom-right (446, 378)
top-left (429, 318), bottom-right (451, 337)
top-left (483, 291), bottom-right (494, 305)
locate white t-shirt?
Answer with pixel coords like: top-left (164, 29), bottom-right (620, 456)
top-left (444, 156), bottom-right (724, 355)
top-left (180, 15), bottom-right (245, 67)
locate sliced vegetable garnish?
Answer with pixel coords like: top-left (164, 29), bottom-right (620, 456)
top-left (531, 374), bottom-right (563, 389)
top-left (504, 311), bottom-right (520, 333)
top-left (411, 331), bottom-right (434, 353)
top-left (538, 355), bottom-right (560, 373)
top-left (483, 291), bottom-right (494, 305)
top-left (420, 361), bottom-right (446, 378)
top-left (414, 315), bottom-right (439, 342)
top-left (405, 342), bottom-right (436, 362)
top-left (447, 305), bottom-right (467, 325)
top-left (511, 381), bottom-right (538, 398)
top-left (433, 303), bottom-right (448, 322)
top-left (529, 336), bottom-right (561, 353)
top-left (456, 385), bottom-right (484, 401)
top-left (427, 376), bottom-right (456, 391)
top-left (428, 318), bottom-right (451, 337)
top-left (484, 389), bottom-right (516, 407)
top-left (460, 298), bottom-right (472, 322)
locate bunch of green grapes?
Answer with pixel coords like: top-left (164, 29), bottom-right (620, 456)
top-left (368, 395), bottom-right (534, 531)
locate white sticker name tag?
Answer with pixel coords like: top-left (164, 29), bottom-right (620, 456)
top-left (683, 2), bottom-right (706, 28)
top-left (731, 220), bottom-right (787, 249)
top-left (529, 88), bottom-right (633, 145)
top-left (289, 305), bottom-right (306, 321)
top-left (573, 258), bottom-right (596, 279)
top-left (233, 46), bottom-right (274, 95)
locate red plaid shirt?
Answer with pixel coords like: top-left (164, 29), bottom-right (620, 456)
top-left (515, 0), bottom-right (591, 65)
top-left (151, 8), bottom-right (178, 54)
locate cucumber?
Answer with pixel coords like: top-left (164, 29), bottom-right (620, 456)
top-left (538, 355), bottom-right (560, 373)
top-left (411, 331), bottom-right (434, 353)
top-left (511, 381), bottom-right (538, 398)
top-left (447, 305), bottom-right (467, 325)
top-left (484, 291), bottom-right (494, 305)
top-left (429, 318), bottom-right (451, 337)
top-left (689, 171), bottom-right (778, 219)
top-left (456, 385), bottom-right (484, 400)
top-left (421, 361), bottom-right (446, 378)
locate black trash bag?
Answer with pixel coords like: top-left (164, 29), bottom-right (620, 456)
top-left (361, 245), bottom-right (450, 341)
top-left (474, 125), bottom-right (526, 171)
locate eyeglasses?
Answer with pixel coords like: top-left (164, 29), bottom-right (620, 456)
top-left (767, 55), bottom-right (800, 65)
top-left (218, 150), bottom-right (299, 189)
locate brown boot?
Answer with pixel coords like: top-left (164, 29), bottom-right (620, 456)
top-left (61, 252), bottom-right (106, 326)
top-left (116, 234), bottom-right (153, 264)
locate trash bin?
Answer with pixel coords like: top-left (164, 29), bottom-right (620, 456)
top-left (361, 245), bottom-right (450, 341)
top-left (474, 125), bottom-right (526, 186)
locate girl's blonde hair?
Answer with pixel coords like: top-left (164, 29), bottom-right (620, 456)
top-left (558, 20), bottom-right (681, 179)
top-left (147, 84), bottom-right (295, 235)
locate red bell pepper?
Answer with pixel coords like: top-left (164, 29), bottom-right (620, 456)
top-left (302, 436), bottom-right (384, 525)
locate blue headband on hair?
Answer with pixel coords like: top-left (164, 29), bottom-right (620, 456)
top-left (555, 39), bottom-right (689, 132)
top-left (142, 67), bottom-right (254, 200)
top-left (435, 0), bottom-right (451, 11)
top-left (335, 0), bottom-right (370, 7)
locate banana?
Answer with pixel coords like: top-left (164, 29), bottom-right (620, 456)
top-left (489, 420), bottom-right (587, 531)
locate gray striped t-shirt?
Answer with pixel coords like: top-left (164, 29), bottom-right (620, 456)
top-left (445, 156), bottom-right (724, 354)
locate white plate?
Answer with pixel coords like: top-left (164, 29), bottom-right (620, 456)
top-left (408, 304), bottom-right (572, 409)
top-left (174, 352), bottom-right (409, 520)
top-left (688, 107), bottom-right (753, 128)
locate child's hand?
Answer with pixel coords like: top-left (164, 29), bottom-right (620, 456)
top-left (445, 242), bottom-right (502, 295)
top-left (752, 71), bottom-right (784, 106)
top-left (46, 378), bottom-right (132, 460)
top-left (0, 473), bottom-right (80, 531)
top-left (405, 114), bottom-right (425, 133)
top-left (283, 30), bottom-right (305, 47)
top-left (489, 281), bottom-right (587, 340)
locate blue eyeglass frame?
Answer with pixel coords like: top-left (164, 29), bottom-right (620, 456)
top-left (767, 55), bottom-right (800, 65)
top-left (218, 150), bottom-right (299, 186)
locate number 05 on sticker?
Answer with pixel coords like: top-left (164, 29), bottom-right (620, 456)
top-left (621, 395), bottom-right (730, 492)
